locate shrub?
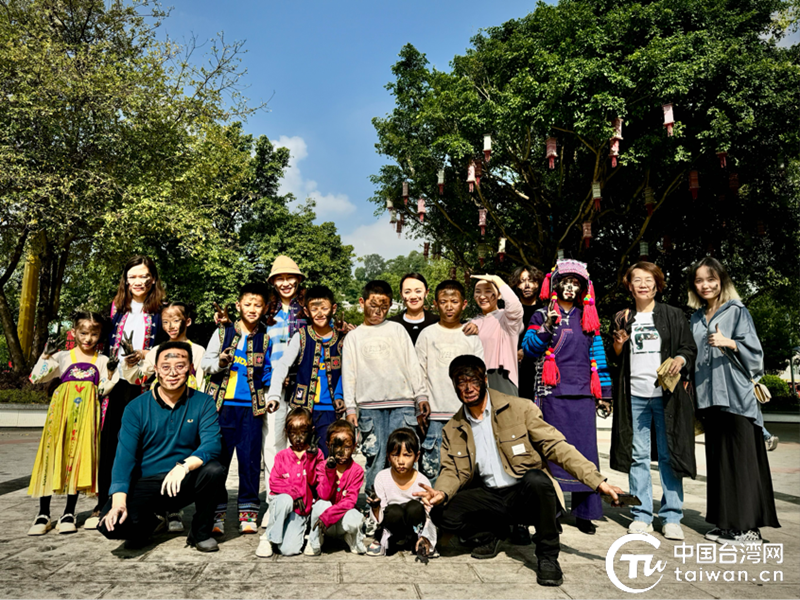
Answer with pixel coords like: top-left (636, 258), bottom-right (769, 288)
top-left (761, 374), bottom-right (790, 398)
top-left (0, 388), bottom-right (50, 404)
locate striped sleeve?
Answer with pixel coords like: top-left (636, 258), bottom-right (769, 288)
top-left (589, 334), bottom-right (612, 400)
top-left (522, 308), bottom-right (551, 358)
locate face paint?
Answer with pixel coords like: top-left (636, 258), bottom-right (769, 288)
top-left (328, 434), bottom-right (355, 465)
top-left (360, 294), bottom-right (391, 326)
top-left (454, 374), bottom-right (487, 408)
top-left (517, 271), bottom-right (539, 299)
top-left (287, 422), bottom-right (311, 451)
top-left (556, 276), bottom-right (581, 302)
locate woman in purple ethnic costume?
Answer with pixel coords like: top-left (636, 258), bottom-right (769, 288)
top-left (522, 259), bottom-right (611, 535)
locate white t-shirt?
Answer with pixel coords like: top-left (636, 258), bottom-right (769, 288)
top-left (630, 312), bottom-right (662, 398)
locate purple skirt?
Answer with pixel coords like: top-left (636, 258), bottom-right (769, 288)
top-left (541, 395), bottom-right (599, 493)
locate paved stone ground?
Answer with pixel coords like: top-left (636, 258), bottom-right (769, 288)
top-left (0, 424), bottom-right (798, 599)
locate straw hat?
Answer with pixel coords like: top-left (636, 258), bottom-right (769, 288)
top-left (268, 255), bottom-right (305, 282)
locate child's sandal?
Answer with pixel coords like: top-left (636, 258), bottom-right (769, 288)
top-left (27, 515), bottom-right (53, 536)
top-left (56, 514), bottom-right (77, 534)
top-left (366, 540), bottom-right (383, 557)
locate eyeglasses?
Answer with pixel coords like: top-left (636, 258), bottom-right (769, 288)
top-left (158, 364), bottom-right (190, 375)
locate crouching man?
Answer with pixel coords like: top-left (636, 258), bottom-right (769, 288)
top-left (414, 355), bottom-right (623, 586)
top-left (99, 341), bottom-right (225, 552)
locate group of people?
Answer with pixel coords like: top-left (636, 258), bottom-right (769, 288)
top-left (24, 251), bottom-right (779, 587)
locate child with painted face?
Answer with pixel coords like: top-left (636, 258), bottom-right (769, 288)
top-left (389, 273), bottom-right (440, 345)
top-left (365, 428), bottom-right (437, 557)
top-left (257, 408), bottom-right (324, 557)
top-left (122, 302), bottom-right (206, 392)
top-left (414, 280), bottom-right (485, 485)
top-left (265, 286), bottom-right (345, 457)
top-left (201, 283), bottom-right (272, 535)
top-left (304, 420), bottom-right (366, 555)
top-left (342, 280), bottom-right (430, 491)
top-left (27, 311), bottom-right (119, 536)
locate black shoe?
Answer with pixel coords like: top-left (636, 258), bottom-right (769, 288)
top-left (470, 536), bottom-right (501, 559)
top-left (576, 518), bottom-right (596, 535)
top-left (537, 557), bottom-right (563, 586)
top-left (188, 536), bottom-right (219, 553)
top-left (123, 538), bottom-right (150, 550)
top-left (510, 524), bottom-right (531, 545)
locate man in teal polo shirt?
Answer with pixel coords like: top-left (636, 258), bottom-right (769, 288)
top-left (99, 341), bottom-right (224, 552)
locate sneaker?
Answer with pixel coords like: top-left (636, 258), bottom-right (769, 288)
top-left (662, 523), bottom-right (684, 541)
top-left (256, 539), bottom-right (274, 558)
top-left (766, 435), bottom-right (779, 452)
top-left (56, 514), bottom-right (77, 534)
top-left (628, 521), bottom-right (654, 534)
top-left (168, 512), bottom-right (184, 533)
top-left (27, 515), bottom-right (53, 536)
top-left (471, 535), bottom-right (501, 559)
top-left (717, 529), bottom-right (762, 546)
top-left (536, 557), bottom-right (564, 587)
top-left (344, 529), bottom-right (367, 555)
top-left (239, 521), bottom-right (258, 534)
top-left (83, 510), bottom-right (101, 530)
top-left (303, 542), bottom-right (321, 556)
top-left (366, 540), bottom-right (383, 557)
top-left (510, 524), bottom-right (532, 545)
top-left (212, 520), bottom-right (225, 536)
top-left (705, 527), bottom-right (723, 542)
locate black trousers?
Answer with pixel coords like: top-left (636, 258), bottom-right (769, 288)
top-left (431, 469), bottom-right (561, 559)
top-left (383, 500), bottom-right (426, 545)
top-left (97, 381), bottom-right (142, 509)
top-left (98, 460), bottom-right (225, 544)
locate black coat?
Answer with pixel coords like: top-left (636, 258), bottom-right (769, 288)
top-left (609, 302), bottom-right (698, 479)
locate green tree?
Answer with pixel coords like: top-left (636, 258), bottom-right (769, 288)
top-left (370, 0), bottom-right (800, 319)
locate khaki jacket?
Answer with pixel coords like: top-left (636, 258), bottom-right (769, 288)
top-left (435, 389), bottom-right (606, 509)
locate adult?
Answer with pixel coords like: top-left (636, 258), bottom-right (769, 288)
top-left (389, 273), bottom-right (439, 345)
top-left (98, 341), bottom-right (225, 552)
top-left (509, 266), bottom-right (544, 401)
top-left (522, 259), bottom-right (611, 534)
top-left (414, 355), bottom-right (622, 587)
top-left (688, 257), bottom-right (779, 545)
top-left (89, 256), bottom-right (166, 529)
top-left (609, 262), bottom-right (697, 541)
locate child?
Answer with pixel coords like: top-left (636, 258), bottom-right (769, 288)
top-left (415, 280), bottom-right (485, 484)
top-left (202, 282), bottom-right (272, 534)
top-left (342, 280), bottom-right (429, 490)
top-left (27, 311), bottom-right (119, 535)
top-left (122, 302), bottom-right (205, 390)
top-left (305, 420), bottom-right (366, 555)
top-left (366, 428), bottom-right (437, 557)
top-left (257, 407), bottom-right (324, 557)
top-left (266, 285), bottom-right (344, 456)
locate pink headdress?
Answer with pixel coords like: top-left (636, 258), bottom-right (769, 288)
top-left (550, 259), bottom-right (601, 334)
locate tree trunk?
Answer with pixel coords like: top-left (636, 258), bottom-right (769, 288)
top-left (0, 287), bottom-right (29, 373)
top-left (31, 240), bottom-right (54, 359)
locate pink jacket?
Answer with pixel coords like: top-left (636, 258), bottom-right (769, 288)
top-left (471, 283), bottom-right (524, 386)
top-left (269, 447), bottom-right (324, 516)
top-left (315, 460), bottom-right (364, 528)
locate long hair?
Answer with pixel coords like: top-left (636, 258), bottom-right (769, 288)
top-left (687, 257), bottom-right (740, 309)
top-left (112, 256), bottom-right (166, 315)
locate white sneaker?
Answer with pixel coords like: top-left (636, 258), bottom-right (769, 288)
top-left (344, 529), bottom-right (367, 555)
top-left (662, 523), bottom-right (684, 540)
top-left (27, 515), bottom-right (53, 536)
top-left (239, 521), bottom-right (258, 534)
top-left (303, 542), bottom-right (320, 556)
top-left (705, 527), bottom-right (723, 542)
top-left (83, 516), bottom-right (100, 530)
top-left (717, 529), bottom-right (763, 546)
top-left (256, 539), bottom-right (274, 558)
top-left (212, 520), bottom-right (225, 536)
top-left (627, 521), bottom-right (654, 534)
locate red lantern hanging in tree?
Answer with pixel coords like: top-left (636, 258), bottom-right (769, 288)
top-left (467, 162), bottom-right (476, 193)
top-left (689, 170), bottom-right (700, 199)
top-left (402, 181), bottom-right (409, 206)
top-left (483, 134), bottom-right (492, 162)
top-left (397, 213), bottom-right (405, 238)
top-left (475, 161), bottom-right (482, 188)
top-left (417, 198), bottom-right (426, 222)
top-left (644, 187), bottom-right (656, 216)
top-left (662, 103), bottom-right (675, 136)
top-left (609, 118), bottom-right (623, 168)
top-left (717, 151), bottom-right (728, 168)
top-left (582, 222), bottom-right (592, 248)
top-left (437, 169), bottom-right (445, 195)
top-left (592, 181), bottom-right (602, 211)
top-left (498, 238), bottom-right (507, 261)
top-left (423, 242), bottom-right (430, 260)
top-left (478, 208), bottom-right (488, 236)
top-left (477, 242), bottom-right (487, 267)
top-left (546, 137), bottom-right (558, 169)
top-left (433, 242), bottom-right (442, 260)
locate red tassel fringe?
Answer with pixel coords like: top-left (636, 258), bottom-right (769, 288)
top-left (581, 282), bottom-right (601, 333)
top-left (542, 350), bottom-right (560, 386)
top-left (539, 272), bottom-right (552, 301)
top-left (590, 359), bottom-right (602, 399)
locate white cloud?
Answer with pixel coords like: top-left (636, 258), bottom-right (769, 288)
top-left (343, 219), bottom-right (422, 260)
top-left (275, 135), bottom-right (357, 220)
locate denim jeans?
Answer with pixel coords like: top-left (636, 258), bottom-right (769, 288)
top-left (420, 420), bottom-right (445, 485)
top-left (307, 500), bottom-right (364, 553)
top-left (358, 406), bottom-right (418, 491)
top-left (629, 395), bottom-right (684, 524)
top-left (262, 493), bottom-right (308, 556)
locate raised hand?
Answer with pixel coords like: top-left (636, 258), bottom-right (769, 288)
top-left (106, 356), bottom-right (119, 373)
top-left (413, 483), bottom-right (445, 507)
top-left (218, 346), bottom-right (235, 369)
top-left (42, 337), bottom-right (59, 358)
top-left (212, 301), bottom-right (232, 326)
top-left (708, 325), bottom-right (734, 350)
top-left (119, 330), bottom-right (136, 357)
top-left (307, 432), bottom-right (320, 455)
top-left (544, 298), bottom-right (560, 330)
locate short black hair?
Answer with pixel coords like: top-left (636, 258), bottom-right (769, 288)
top-left (361, 280), bottom-right (393, 301)
top-left (71, 310), bottom-right (104, 330)
top-left (449, 354), bottom-right (487, 380)
top-left (399, 272), bottom-right (428, 292)
top-left (435, 279), bottom-right (465, 301)
top-left (305, 285), bottom-right (336, 306)
top-left (155, 341), bottom-right (192, 364)
top-left (162, 301), bottom-right (193, 320)
top-left (238, 282), bottom-right (270, 302)
top-left (387, 427), bottom-right (420, 457)
top-left (326, 419), bottom-right (356, 443)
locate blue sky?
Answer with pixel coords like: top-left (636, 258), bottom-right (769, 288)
top-left (161, 0), bottom-right (542, 260)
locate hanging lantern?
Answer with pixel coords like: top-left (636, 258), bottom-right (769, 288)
top-left (477, 242), bottom-right (487, 267)
top-left (609, 118), bottom-right (623, 168)
top-left (644, 186), bottom-right (656, 216)
top-left (546, 137), bottom-right (558, 169)
top-left (386, 198), bottom-right (394, 213)
top-left (497, 238), bottom-right (507, 261)
top-left (662, 103), bottom-right (675, 136)
top-left (423, 242), bottom-right (430, 260)
top-left (582, 221), bottom-right (592, 248)
top-left (729, 172), bottom-right (739, 194)
top-left (390, 211), bottom-right (397, 225)
top-left (717, 151), bottom-right (728, 168)
top-left (663, 235), bottom-right (673, 252)
top-left (475, 161), bottom-right (482, 187)
top-left (467, 162), bottom-right (476, 193)
top-left (639, 241), bottom-right (649, 259)
top-left (557, 249), bottom-right (565, 260)
top-left (483, 133), bottom-right (492, 162)
top-left (396, 213), bottom-right (405, 238)
top-left (478, 208), bottom-right (488, 236)
top-left (688, 170), bottom-right (700, 199)
top-left (417, 198), bottom-right (427, 222)
top-left (592, 181), bottom-right (602, 211)
top-left (402, 181), bottom-right (409, 206)
top-left (757, 221), bottom-right (766, 236)
top-left (437, 169), bottom-right (445, 195)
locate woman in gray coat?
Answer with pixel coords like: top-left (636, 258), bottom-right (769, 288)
top-left (689, 257), bottom-right (779, 546)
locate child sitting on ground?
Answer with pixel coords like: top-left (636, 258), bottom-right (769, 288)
top-left (366, 428), bottom-right (437, 557)
top-left (305, 419), bottom-right (366, 555)
top-left (258, 407), bottom-right (324, 557)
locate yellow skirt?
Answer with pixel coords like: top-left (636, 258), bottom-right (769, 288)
top-left (27, 380), bottom-right (100, 497)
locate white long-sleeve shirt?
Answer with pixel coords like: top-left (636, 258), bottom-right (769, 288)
top-left (342, 320), bottom-right (428, 416)
top-left (470, 283), bottom-right (524, 386)
top-left (415, 323), bottom-right (485, 421)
